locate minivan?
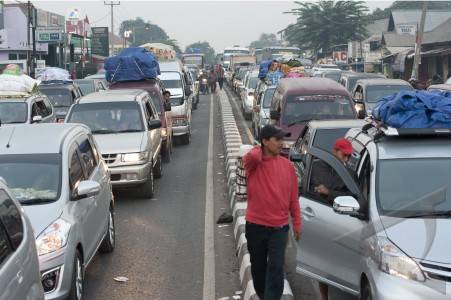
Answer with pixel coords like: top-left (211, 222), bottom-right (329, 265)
top-left (270, 78), bottom-right (357, 156)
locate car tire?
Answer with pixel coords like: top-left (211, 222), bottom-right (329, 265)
top-left (138, 164), bottom-right (154, 198)
top-left (99, 204), bottom-right (115, 253)
top-left (154, 153), bottom-right (163, 179)
top-left (361, 281), bottom-right (372, 300)
top-left (162, 142), bottom-right (172, 163)
top-left (68, 250), bottom-right (84, 300)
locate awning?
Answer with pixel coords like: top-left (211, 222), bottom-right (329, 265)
top-left (407, 47), bottom-right (451, 58)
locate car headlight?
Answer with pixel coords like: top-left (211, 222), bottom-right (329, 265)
top-left (282, 140), bottom-right (295, 149)
top-left (36, 219), bottom-right (71, 256)
top-left (375, 237), bottom-right (425, 282)
top-left (121, 151), bottom-right (148, 163)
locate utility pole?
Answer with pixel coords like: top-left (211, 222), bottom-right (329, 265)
top-left (412, 1), bottom-right (427, 80)
top-left (104, 1), bottom-right (120, 56)
top-left (27, 0), bottom-right (31, 74)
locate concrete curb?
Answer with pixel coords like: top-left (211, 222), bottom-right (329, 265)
top-left (218, 89), bottom-right (294, 300)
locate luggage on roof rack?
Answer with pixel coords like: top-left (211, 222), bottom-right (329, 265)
top-left (372, 90), bottom-right (451, 129)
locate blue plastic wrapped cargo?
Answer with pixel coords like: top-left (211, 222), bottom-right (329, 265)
top-left (105, 47), bottom-right (160, 83)
top-left (372, 90), bottom-right (451, 128)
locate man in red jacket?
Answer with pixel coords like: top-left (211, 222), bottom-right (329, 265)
top-left (243, 125), bottom-right (301, 300)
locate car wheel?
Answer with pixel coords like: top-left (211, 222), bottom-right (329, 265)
top-left (99, 204), bottom-right (115, 253)
top-left (68, 250), bottom-right (84, 300)
top-left (154, 153), bottom-right (163, 178)
top-left (162, 142), bottom-right (172, 163)
top-left (138, 164), bottom-right (154, 198)
top-left (361, 281), bottom-right (372, 300)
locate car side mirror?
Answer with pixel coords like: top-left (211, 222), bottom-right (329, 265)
top-left (148, 119), bottom-right (162, 130)
top-left (164, 101), bottom-right (172, 112)
top-left (32, 115), bottom-right (43, 123)
top-left (333, 196), bottom-right (360, 215)
top-left (270, 110), bottom-right (280, 120)
top-left (75, 180), bottom-right (100, 199)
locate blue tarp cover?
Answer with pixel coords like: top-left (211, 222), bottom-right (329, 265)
top-left (372, 90), bottom-right (451, 128)
top-left (258, 60), bottom-right (273, 79)
top-left (105, 47), bottom-right (160, 83)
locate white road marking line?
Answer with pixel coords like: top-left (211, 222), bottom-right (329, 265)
top-left (203, 93), bottom-right (216, 300)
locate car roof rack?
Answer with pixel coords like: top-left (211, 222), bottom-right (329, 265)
top-left (362, 117), bottom-right (451, 142)
top-left (0, 91), bottom-right (32, 98)
top-left (40, 80), bottom-right (73, 85)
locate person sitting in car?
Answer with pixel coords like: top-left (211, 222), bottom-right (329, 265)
top-left (311, 138), bottom-right (353, 203)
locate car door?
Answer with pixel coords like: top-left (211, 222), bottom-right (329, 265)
top-left (77, 136), bottom-right (110, 253)
top-left (296, 146), bottom-right (366, 292)
top-left (68, 144), bottom-right (98, 259)
top-left (143, 99), bottom-right (161, 163)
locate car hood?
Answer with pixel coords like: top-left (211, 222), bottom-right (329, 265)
top-left (23, 201), bottom-right (63, 238)
top-left (381, 216), bottom-right (451, 263)
top-left (166, 88), bottom-right (183, 98)
top-left (94, 132), bottom-right (146, 154)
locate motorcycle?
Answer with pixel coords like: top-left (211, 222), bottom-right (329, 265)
top-left (200, 77), bottom-right (209, 95)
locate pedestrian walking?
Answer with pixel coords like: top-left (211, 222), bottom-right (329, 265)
top-left (243, 125), bottom-right (302, 300)
top-left (208, 69), bottom-right (217, 93)
top-left (217, 64), bottom-right (225, 90)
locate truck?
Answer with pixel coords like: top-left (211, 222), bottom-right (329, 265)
top-left (181, 53), bottom-right (205, 69)
top-left (139, 43), bottom-right (177, 60)
top-left (229, 54), bottom-right (257, 71)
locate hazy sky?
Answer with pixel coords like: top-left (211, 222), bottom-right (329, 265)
top-left (32, 1), bottom-right (393, 52)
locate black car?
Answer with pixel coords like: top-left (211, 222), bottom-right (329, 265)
top-left (38, 82), bottom-right (83, 121)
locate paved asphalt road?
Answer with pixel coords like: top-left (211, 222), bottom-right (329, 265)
top-left (82, 88), bottom-right (356, 300)
top-left (84, 93), bottom-right (240, 300)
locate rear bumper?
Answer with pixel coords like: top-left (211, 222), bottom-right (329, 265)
top-left (173, 125), bottom-right (190, 136)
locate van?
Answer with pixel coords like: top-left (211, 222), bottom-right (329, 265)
top-left (270, 78), bottom-right (357, 156)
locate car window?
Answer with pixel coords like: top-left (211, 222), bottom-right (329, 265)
top-left (145, 101), bottom-right (157, 120)
top-left (0, 222), bottom-right (12, 266)
top-left (0, 190), bottom-right (23, 250)
top-left (69, 150), bottom-right (84, 192)
top-left (78, 139), bottom-right (97, 177)
top-left (31, 102), bottom-right (40, 118)
top-left (307, 155), bottom-right (352, 206)
top-left (36, 100), bottom-right (50, 117)
top-left (43, 97), bottom-right (53, 115)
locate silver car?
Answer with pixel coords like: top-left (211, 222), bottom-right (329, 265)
top-left (293, 122), bottom-right (451, 300)
top-left (0, 124), bottom-right (115, 300)
top-left (66, 89), bottom-right (163, 198)
top-left (0, 93), bottom-right (56, 124)
top-left (241, 71), bottom-right (259, 120)
top-left (158, 71), bottom-right (192, 145)
top-left (252, 85), bottom-right (275, 139)
top-left (0, 179), bottom-right (44, 300)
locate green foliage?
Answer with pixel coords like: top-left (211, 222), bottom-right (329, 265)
top-left (119, 18), bottom-right (177, 49)
top-left (249, 33), bottom-right (280, 49)
top-left (285, 1), bottom-right (369, 56)
top-left (185, 41), bottom-right (216, 65)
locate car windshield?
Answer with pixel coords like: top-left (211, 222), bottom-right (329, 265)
top-left (40, 89), bottom-right (72, 107)
top-left (162, 79), bottom-right (182, 89)
top-left (282, 95), bottom-right (355, 125)
top-left (378, 158), bottom-right (451, 217)
top-left (76, 81), bottom-right (95, 95)
top-left (262, 89), bottom-right (275, 108)
top-left (0, 154), bottom-right (61, 204)
top-left (0, 102), bottom-right (27, 123)
top-left (247, 77), bottom-right (259, 89)
top-left (366, 85), bottom-right (412, 103)
top-left (67, 101), bottom-right (144, 133)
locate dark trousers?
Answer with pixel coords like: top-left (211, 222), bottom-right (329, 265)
top-left (245, 222), bottom-right (288, 300)
top-left (218, 78), bottom-right (224, 89)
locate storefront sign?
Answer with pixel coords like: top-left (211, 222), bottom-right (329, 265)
top-left (37, 27), bottom-right (63, 42)
top-left (91, 27), bottom-right (109, 57)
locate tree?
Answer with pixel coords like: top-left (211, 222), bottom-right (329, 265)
top-left (285, 1), bottom-right (369, 57)
top-left (185, 42), bottom-right (216, 65)
top-left (119, 18), bottom-right (169, 46)
top-left (249, 33), bottom-right (280, 49)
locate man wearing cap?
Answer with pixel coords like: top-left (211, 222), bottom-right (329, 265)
top-left (243, 125), bottom-right (301, 300)
top-left (311, 138), bottom-right (353, 300)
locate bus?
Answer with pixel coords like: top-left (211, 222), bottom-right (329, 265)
top-left (222, 46), bottom-right (250, 69)
top-left (262, 46), bottom-right (300, 61)
top-left (253, 49), bottom-right (263, 64)
top-left (181, 53), bottom-right (205, 69)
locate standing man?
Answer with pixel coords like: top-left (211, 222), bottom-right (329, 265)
top-left (243, 125), bottom-right (302, 300)
top-left (208, 69), bottom-right (217, 93)
top-left (217, 64), bottom-right (225, 90)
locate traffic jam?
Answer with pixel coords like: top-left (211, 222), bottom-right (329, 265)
top-left (1, 1), bottom-right (451, 300)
